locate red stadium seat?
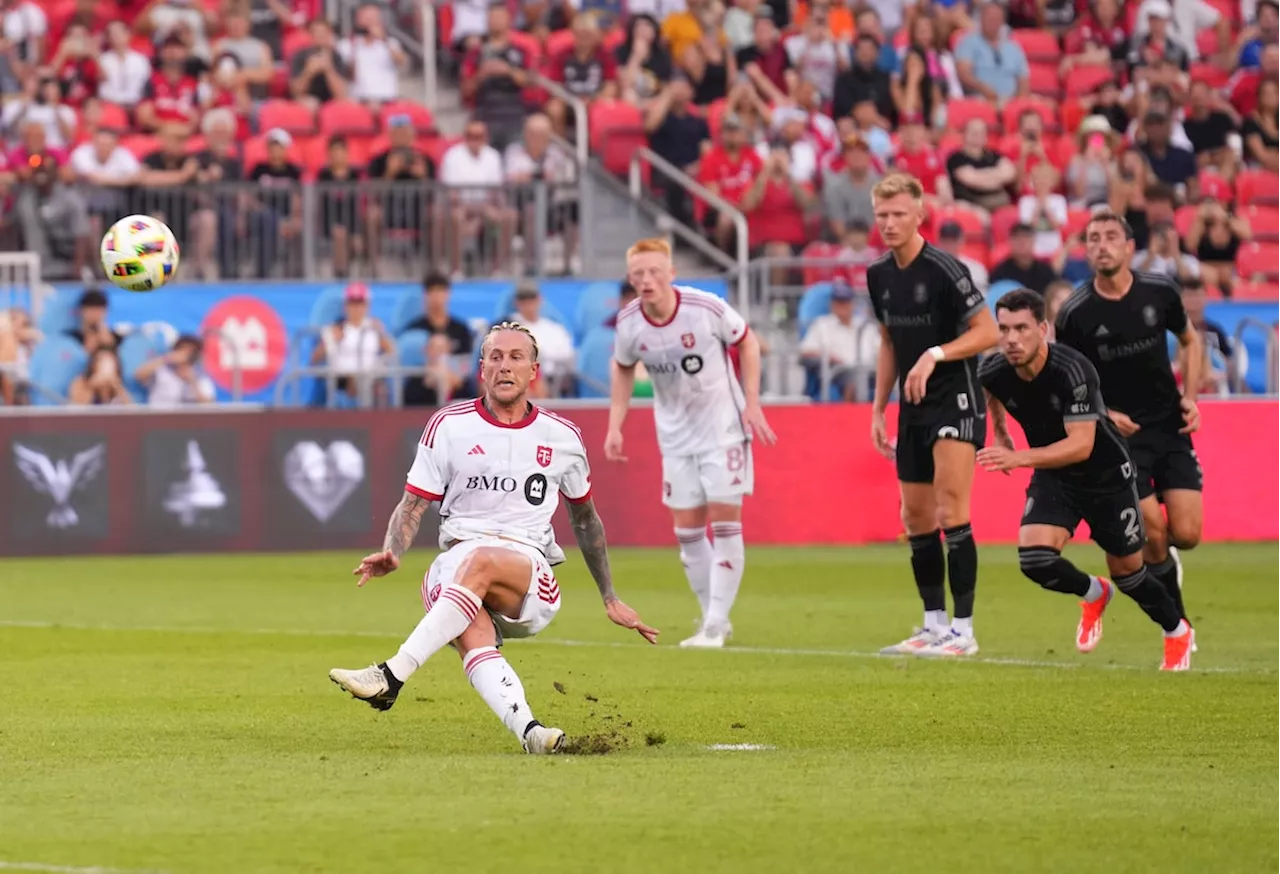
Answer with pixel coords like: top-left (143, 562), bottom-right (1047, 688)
top-left (378, 100), bottom-right (437, 134)
top-left (1060, 98), bottom-right (1086, 136)
top-left (545, 28), bottom-right (574, 59)
top-left (1027, 63), bottom-right (1061, 98)
top-left (319, 99), bottom-right (378, 136)
top-left (1235, 169), bottom-right (1280, 206)
top-left (1231, 280), bottom-right (1280, 300)
top-left (1189, 62), bottom-right (1229, 88)
top-left (961, 242), bottom-right (989, 265)
top-left (1174, 204), bottom-right (1199, 239)
top-left (99, 102), bottom-right (130, 132)
top-left (946, 98), bottom-right (999, 133)
top-left (988, 241), bottom-right (1011, 269)
top-left (936, 130), bottom-right (965, 159)
top-left (1049, 135), bottom-right (1078, 171)
top-left (301, 135), bottom-right (330, 174)
top-left (932, 205), bottom-right (986, 240)
top-left (120, 134), bottom-right (159, 159)
top-left (799, 241), bottom-right (844, 286)
top-left (602, 28), bottom-right (625, 53)
top-left (243, 134), bottom-right (305, 171)
top-left (1064, 208), bottom-right (1092, 244)
top-left (184, 134), bottom-right (207, 155)
top-left (1063, 64), bottom-right (1114, 97)
top-left (1002, 96), bottom-right (1057, 134)
top-left (1195, 29), bottom-right (1219, 58)
top-left (990, 205), bottom-right (1020, 243)
top-left (1012, 29), bottom-right (1061, 64)
top-left (258, 100), bottom-right (317, 136)
top-left (1241, 205), bottom-right (1280, 242)
top-left (1236, 242), bottom-right (1280, 281)
top-left (282, 29), bottom-right (313, 63)
top-left (589, 100), bottom-right (646, 176)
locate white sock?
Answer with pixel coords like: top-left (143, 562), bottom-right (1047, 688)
top-left (705, 522), bottom-right (744, 630)
top-left (463, 646), bottom-right (536, 739)
top-left (1084, 576), bottom-right (1106, 603)
top-left (675, 526), bottom-right (713, 618)
top-left (952, 616), bottom-right (974, 637)
top-left (1164, 619), bottom-right (1190, 638)
top-left (924, 609), bottom-right (949, 634)
top-left (385, 584), bottom-right (482, 681)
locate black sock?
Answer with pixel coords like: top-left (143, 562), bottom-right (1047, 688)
top-left (1114, 567), bottom-right (1182, 633)
top-left (908, 530), bottom-right (947, 613)
top-left (943, 523), bottom-right (978, 619)
top-left (1017, 546), bottom-right (1092, 596)
top-left (1148, 556), bottom-right (1186, 620)
top-left (378, 661), bottom-right (405, 689)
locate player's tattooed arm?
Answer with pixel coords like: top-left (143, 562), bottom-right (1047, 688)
top-left (567, 498), bottom-right (616, 603)
top-left (383, 491), bottom-right (433, 560)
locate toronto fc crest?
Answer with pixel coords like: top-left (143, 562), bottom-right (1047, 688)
top-left (536, 445), bottom-right (553, 467)
top-left (681, 332), bottom-right (696, 349)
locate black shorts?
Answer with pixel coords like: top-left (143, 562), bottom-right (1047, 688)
top-left (896, 413), bottom-right (985, 484)
top-left (1022, 472), bottom-right (1146, 558)
top-left (1127, 428), bottom-right (1203, 501)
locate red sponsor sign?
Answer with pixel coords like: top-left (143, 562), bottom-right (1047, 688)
top-left (199, 296), bottom-right (289, 394)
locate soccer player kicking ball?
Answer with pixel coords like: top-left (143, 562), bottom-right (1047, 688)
top-left (605, 238), bottom-right (776, 649)
top-left (1054, 211), bottom-right (1203, 646)
top-left (329, 323), bottom-right (658, 754)
top-left (976, 290), bottom-right (1193, 671)
top-left (867, 174), bottom-right (999, 658)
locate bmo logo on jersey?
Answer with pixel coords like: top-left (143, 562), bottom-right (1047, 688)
top-left (466, 475), bottom-right (518, 492)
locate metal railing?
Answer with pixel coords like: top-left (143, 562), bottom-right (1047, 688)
top-left (1231, 317), bottom-right (1279, 395)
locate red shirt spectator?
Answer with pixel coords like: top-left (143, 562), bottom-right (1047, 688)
top-left (892, 135), bottom-right (944, 196)
top-left (698, 123), bottom-right (765, 204)
top-left (1228, 46), bottom-right (1277, 117)
top-left (136, 35), bottom-right (203, 131)
top-left (745, 166), bottom-right (812, 248)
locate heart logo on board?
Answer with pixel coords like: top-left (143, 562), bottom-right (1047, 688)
top-left (283, 441), bottom-right (365, 522)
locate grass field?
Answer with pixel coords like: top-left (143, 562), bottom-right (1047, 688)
top-left (0, 543), bottom-right (1276, 874)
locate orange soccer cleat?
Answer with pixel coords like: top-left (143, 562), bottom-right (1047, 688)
top-left (1161, 625), bottom-right (1194, 672)
top-left (1076, 578), bottom-right (1114, 653)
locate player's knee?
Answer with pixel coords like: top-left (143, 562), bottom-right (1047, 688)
top-left (455, 550), bottom-right (498, 595)
top-left (1018, 546), bottom-right (1065, 590)
top-left (1167, 521), bottom-right (1201, 550)
top-left (901, 504), bottom-right (934, 536)
top-left (933, 493), bottom-right (968, 530)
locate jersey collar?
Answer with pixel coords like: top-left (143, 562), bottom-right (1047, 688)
top-left (474, 396), bottom-right (540, 429)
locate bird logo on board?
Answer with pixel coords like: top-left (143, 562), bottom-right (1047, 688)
top-left (1143, 305), bottom-right (1158, 327)
top-left (536, 445), bottom-right (553, 468)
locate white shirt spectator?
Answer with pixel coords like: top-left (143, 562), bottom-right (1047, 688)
top-left (521, 316), bottom-right (576, 378)
top-left (1134, 0), bottom-right (1220, 60)
top-left (336, 34), bottom-right (403, 103)
top-left (1, 101), bottom-right (75, 148)
top-left (799, 311), bottom-right (881, 371)
top-left (960, 255), bottom-right (990, 294)
top-left (322, 317), bottom-right (384, 374)
top-left (756, 138), bottom-right (819, 183)
top-left (3, 1), bottom-right (46, 59)
top-left (149, 2), bottom-right (211, 59)
top-left (450, 0), bottom-right (491, 45)
top-left (504, 140), bottom-right (575, 185)
top-left (441, 141), bottom-right (505, 205)
top-left (784, 35), bottom-right (848, 102)
top-left (625, 0), bottom-right (686, 19)
top-left (1017, 192), bottom-right (1070, 258)
top-left (98, 47), bottom-right (153, 106)
top-left (1134, 249), bottom-right (1201, 279)
top-left (147, 365), bottom-right (216, 405)
top-left (70, 141), bottom-right (141, 179)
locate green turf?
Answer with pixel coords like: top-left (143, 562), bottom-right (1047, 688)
top-left (0, 544), bottom-right (1275, 874)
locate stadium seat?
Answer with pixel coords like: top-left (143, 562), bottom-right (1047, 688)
top-left (396, 329), bottom-right (429, 367)
top-left (258, 100), bottom-right (317, 136)
top-left (798, 283), bottom-right (837, 335)
top-left (281, 29), bottom-right (313, 63)
top-left (1189, 62), bottom-right (1229, 88)
top-left (1012, 29), bottom-right (1061, 64)
top-left (319, 99), bottom-right (378, 136)
top-left (99, 102), bottom-right (130, 132)
top-left (988, 242), bottom-right (1012, 268)
top-left (990, 205), bottom-right (1020, 243)
top-left (945, 98), bottom-right (999, 133)
top-left (1174, 204), bottom-right (1198, 239)
top-left (26, 336), bottom-right (87, 405)
top-left (490, 287), bottom-right (568, 326)
top-left (573, 281), bottom-right (621, 342)
top-left (120, 134), bottom-right (160, 159)
top-left (1235, 170), bottom-right (1280, 206)
top-left (931, 205), bottom-right (986, 240)
top-left (242, 134), bottom-right (305, 171)
top-left (1064, 208), bottom-right (1092, 245)
top-left (378, 100), bottom-right (437, 135)
top-left (1063, 65), bottom-right (1114, 97)
top-left (986, 280), bottom-right (1025, 311)
top-left (309, 284), bottom-right (349, 327)
top-left (589, 100), bottom-right (647, 176)
top-left (575, 328), bottom-right (615, 398)
top-left (1231, 280), bottom-right (1280, 300)
top-left (1027, 63), bottom-right (1062, 99)
top-left (1001, 96), bottom-right (1057, 134)
top-left (117, 331), bottom-right (164, 401)
top-left (391, 288), bottom-right (426, 335)
top-left (1060, 98), bottom-right (1086, 136)
top-left (1241, 205), bottom-right (1280, 242)
top-left (1236, 243), bottom-right (1280, 281)
top-left (545, 28), bottom-right (574, 59)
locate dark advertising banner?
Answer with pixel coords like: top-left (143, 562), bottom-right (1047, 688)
top-left (0, 401), bottom-right (1275, 556)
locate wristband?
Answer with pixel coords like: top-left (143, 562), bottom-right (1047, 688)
top-left (928, 346), bottom-right (946, 362)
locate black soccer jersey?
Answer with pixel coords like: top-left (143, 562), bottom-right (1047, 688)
top-left (867, 242), bottom-right (987, 423)
top-left (979, 344), bottom-right (1133, 493)
top-left (1053, 271), bottom-right (1188, 431)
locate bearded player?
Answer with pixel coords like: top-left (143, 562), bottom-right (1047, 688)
top-left (867, 173), bottom-right (998, 658)
top-left (1054, 211), bottom-right (1203, 641)
top-left (978, 289), bottom-right (1193, 671)
top-left (605, 238), bottom-right (775, 649)
top-left (329, 322), bottom-right (658, 754)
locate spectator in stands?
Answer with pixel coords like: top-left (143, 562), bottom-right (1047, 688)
top-left (505, 112), bottom-right (578, 272)
top-left (16, 153), bottom-right (89, 279)
top-left (1239, 1), bottom-right (1279, 69)
top-left (1067, 116), bottom-right (1120, 209)
top-left (68, 346), bottom-right (132, 406)
top-left (48, 21), bottom-right (99, 108)
top-left (0, 307), bottom-right (39, 405)
top-left (615, 13), bottom-right (673, 105)
top-left (849, 99), bottom-right (891, 161)
top-left (247, 0), bottom-right (294, 60)
top-left (1229, 44), bottom-right (1278, 118)
top-left (316, 136), bottom-right (361, 279)
top-left (336, 3), bottom-right (405, 106)
top-left (1139, 110), bottom-right (1198, 200)
top-left (836, 218), bottom-right (880, 292)
top-left (212, 3), bottom-right (274, 101)
top-left (0, 0), bottom-right (46, 96)
top-left (205, 54), bottom-right (252, 141)
top-left (891, 114), bottom-right (949, 202)
top-left (441, 119), bottom-right (516, 277)
top-left (723, 0), bottom-right (755, 51)
top-left (311, 282), bottom-right (394, 403)
top-left (404, 332), bottom-right (470, 407)
top-left (1133, 0), bottom-right (1229, 65)
top-left (947, 118), bottom-right (1016, 213)
top-left (890, 47), bottom-right (942, 131)
top-left (99, 21), bottom-right (153, 108)
top-left (936, 219), bottom-right (989, 294)
top-left (1081, 77), bottom-right (1130, 136)
top-left (403, 273), bottom-right (475, 354)
top-left (760, 106), bottom-right (817, 182)
top-left (832, 34), bottom-right (893, 126)
top-left (193, 108), bottom-right (245, 279)
top-left (402, 272), bottom-right (476, 405)
top-left (143, 0), bottom-right (214, 61)
top-left (1008, 108), bottom-right (1053, 194)
top-left (852, 7), bottom-right (899, 75)
top-left (1134, 218), bottom-right (1201, 282)
top-left (645, 77), bottom-right (709, 224)
top-left (448, 0), bottom-right (490, 56)
top-left (683, 9), bottom-right (735, 106)
top-left (65, 289), bottom-right (120, 352)
top-left (698, 110), bottom-right (763, 250)
top-left (2, 75), bottom-right (77, 149)
top-left (1186, 198), bottom-right (1252, 291)
top-left (784, 9), bottom-right (845, 105)
top-left (511, 281), bottom-right (575, 397)
top-left (366, 115), bottom-right (435, 277)
top-left (6, 119), bottom-right (69, 183)
top-left (661, 0), bottom-right (709, 66)
top-left (248, 128), bottom-right (304, 276)
top-left (1129, 2), bottom-right (1190, 83)
top-left (991, 223), bottom-right (1058, 293)
top-left (1242, 79), bottom-right (1280, 171)
top-left (1062, 0), bottom-right (1128, 80)
top-left (1177, 277), bottom-right (1235, 393)
top-left (741, 141), bottom-right (814, 271)
top-left (736, 8), bottom-right (794, 104)
top-left (955, 2), bottom-right (1029, 104)
top-left (548, 12), bottom-right (617, 134)
top-left (1123, 178), bottom-right (1177, 251)
top-left (135, 334), bottom-right (216, 405)
top-left (461, 3), bottom-right (528, 152)
top-left (1043, 279), bottom-right (1073, 339)
top-left (136, 34), bottom-right (203, 133)
top-left (1018, 163), bottom-right (1068, 265)
top-left (898, 12), bottom-right (962, 101)
top-left (291, 18), bottom-right (351, 109)
top-left (139, 123), bottom-right (200, 258)
top-left (799, 281), bottom-right (878, 401)
top-left (1181, 80), bottom-right (1240, 178)
top-left (822, 133), bottom-right (878, 240)
top-left (70, 129), bottom-right (141, 243)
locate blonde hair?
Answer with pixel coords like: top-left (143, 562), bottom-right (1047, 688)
top-left (481, 320), bottom-right (540, 362)
top-left (626, 237), bottom-right (672, 261)
top-left (871, 173), bottom-right (925, 205)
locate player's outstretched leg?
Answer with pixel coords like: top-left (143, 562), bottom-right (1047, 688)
top-left (1110, 565), bottom-right (1193, 671)
top-left (1017, 546), bottom-right (1113, 652)
top-left (675, 525), bottom-right (713, 628)
top-left (462, 646), bottom-right (564, 755)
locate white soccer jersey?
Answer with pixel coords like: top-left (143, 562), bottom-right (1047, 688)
top-left (405, 398), bottom-right (591, 565)
top-left (614, 286), bottom-right (750, 457)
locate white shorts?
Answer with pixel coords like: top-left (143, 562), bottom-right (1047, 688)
top-left (661, 442), bottom-right (754, 509)
top-left (420, 537), bottom-right (562, 641)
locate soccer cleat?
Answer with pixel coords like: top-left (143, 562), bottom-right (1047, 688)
top-left (328, 663), bottom-right (402, 712)
top-left (522, 722), bottom-right (566, 755)
top-left (879, 628), bottom-right (943, 656)
top-left (920, 629), bottom-right (979, 658)
top-left (680, 623), bottom-right (729, 649)
top-left (1170, 546), bottom-right (1184, 589)
top-left (1160, 625), bottom-right (1194, 672)
top-left (1077, 577), bottom-right (1115, 653)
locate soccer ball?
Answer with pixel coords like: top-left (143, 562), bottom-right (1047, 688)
top-left (100, 215), bottom-right (180, 292)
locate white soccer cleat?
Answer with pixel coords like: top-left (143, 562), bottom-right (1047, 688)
top-left (919, 629), bottom-right (980, 658)
top-left (522, 723), bottom-right (566, 755)
top-left (879, 628), bottom-right (943, 656)
top-left (680, 623), bottom-right (729, 648)
top-left (328, 664), bottom-right (401, 711)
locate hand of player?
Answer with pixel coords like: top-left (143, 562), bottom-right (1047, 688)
top-left (353, 549), bottom-right (400, 587)
top-left (1108, 409), bottom-right (1141, 437)
top-left (603, 428), bottom-right (627, 462)
top-left (1179, 397), bottom-right (1201, 434)
top-left (870, 409), bottom-right (895, 460)
top-left (976, 445), bottom-right (1023, 473)
top-left (743, 402), bottom-right (777, 446)
top-left (993, 428), bottom-right (1015, 452)
top-left (605, 598), bottom-right (659, 644)
top-left (903, 352), bottom-right (937, 404)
